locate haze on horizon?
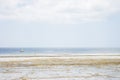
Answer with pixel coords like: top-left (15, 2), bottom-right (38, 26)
top-left (0, 0), bottom-right (120, 48)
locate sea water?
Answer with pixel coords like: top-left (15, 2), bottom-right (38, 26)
top-left (0, 48), bottom-right (120, 54)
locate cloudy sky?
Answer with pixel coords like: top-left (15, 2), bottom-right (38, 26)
top-left (0, 0), bottom-right (120, 48)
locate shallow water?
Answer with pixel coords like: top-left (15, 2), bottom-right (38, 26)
top-left (0, 64), bottom-right (120, 80)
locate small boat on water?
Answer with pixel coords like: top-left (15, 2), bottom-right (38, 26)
top-left (20, 48), bottom-right (24, 52)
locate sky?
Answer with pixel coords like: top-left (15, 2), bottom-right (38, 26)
top-left (0, 0), bottom-right (120, 48)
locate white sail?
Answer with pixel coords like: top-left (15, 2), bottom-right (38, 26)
top-left (20, 49), bottom-right (24, 52)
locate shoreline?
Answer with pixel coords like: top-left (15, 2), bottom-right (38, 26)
top-left (0, 53), bottom-right (120, 56)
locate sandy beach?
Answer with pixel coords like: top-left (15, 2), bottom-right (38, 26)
top-left (0, 54), bottom-right (120, 80)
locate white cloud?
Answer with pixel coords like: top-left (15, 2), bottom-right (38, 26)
top-left (0, 0), bottom-right (120, 23)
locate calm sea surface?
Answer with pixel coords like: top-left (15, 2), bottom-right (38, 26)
top-left (0, 48), bottom-right (120, 54)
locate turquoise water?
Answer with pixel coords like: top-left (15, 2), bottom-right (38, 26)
top-left (0, 48), bottom-right (120, 54)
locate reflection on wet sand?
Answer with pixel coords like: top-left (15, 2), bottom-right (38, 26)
top-left (0, 55), bottom-right (120, 80)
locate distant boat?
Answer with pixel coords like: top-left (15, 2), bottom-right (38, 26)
top-left (20, 48), bottom-right (24, 52)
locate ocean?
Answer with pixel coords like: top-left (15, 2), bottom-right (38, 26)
top-left (0, 48), bottom-right (120, 54)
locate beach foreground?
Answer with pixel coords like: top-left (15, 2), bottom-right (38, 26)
top-left (0, 55), bottom-right (120, 80)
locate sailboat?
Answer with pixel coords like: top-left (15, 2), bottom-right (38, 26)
top-left (20, 48), bottom-right (24, 52)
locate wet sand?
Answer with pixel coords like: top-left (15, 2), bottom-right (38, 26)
top-left (0, 55), bottom-right (120, 80)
